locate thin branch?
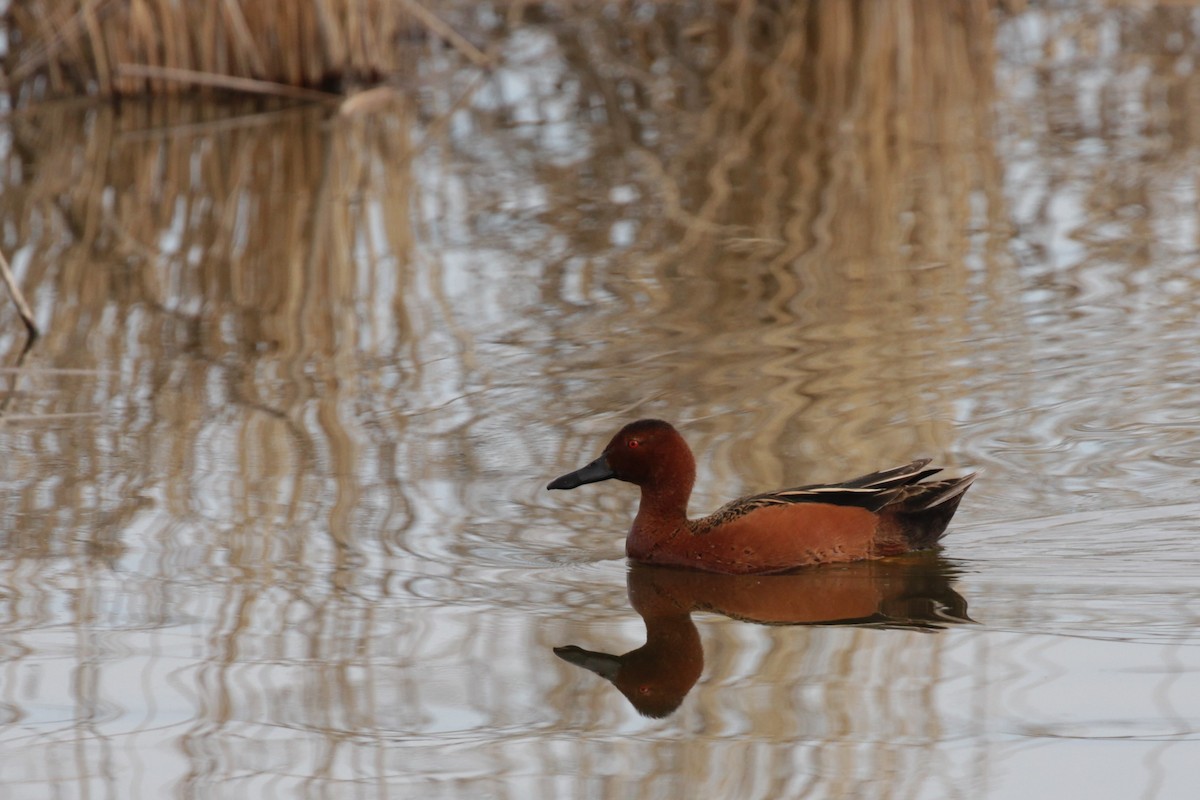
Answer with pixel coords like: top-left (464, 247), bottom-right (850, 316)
top-left (0, 249), bottom-right (38, 341)
top-left (116, 64), bottom-right (342, 102)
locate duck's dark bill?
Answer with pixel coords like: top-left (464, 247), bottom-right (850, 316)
top-left (553, 645), bottom-right (621, 680)
top-left (547, 455), bottom-right (615, 490)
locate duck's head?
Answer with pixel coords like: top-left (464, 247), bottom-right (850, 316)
top-left (547, 419), bottom-right (694, 491)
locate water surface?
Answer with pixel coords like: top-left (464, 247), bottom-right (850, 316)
top-left (2, 3), bottom-right (1200, 798)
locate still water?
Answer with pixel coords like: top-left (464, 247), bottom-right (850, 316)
top-left (2, 2), bottom-right (1200, 798)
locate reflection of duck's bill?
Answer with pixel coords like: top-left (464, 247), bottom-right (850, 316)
top-left (553, 644), bottom-right (621, 681)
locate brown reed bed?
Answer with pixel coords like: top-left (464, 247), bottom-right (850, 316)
top-left (3, 0), bottom-right (484, 102)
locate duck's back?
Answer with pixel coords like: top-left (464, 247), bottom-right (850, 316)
top-left (656, 464), bottom-right (977, 574)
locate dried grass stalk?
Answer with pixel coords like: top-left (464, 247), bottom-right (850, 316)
top-left (4, 0), bottom-right (465, 99)
top-left (0, 249), bottom-right (38, 340)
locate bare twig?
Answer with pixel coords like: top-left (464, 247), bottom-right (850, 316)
top-left (116, 64), bottom-right (342, 102)
top-left (0, 249), bottom-right (38, 341)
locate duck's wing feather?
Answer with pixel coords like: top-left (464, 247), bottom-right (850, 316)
top-left (888, 472), bottom-right (978, 511)
top-left (833, 459), bottom-right (939, 489)
top-left (699, 460), bottom-right (945, 530)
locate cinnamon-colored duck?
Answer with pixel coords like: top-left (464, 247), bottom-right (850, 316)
top-left (547, 419), bottom-right (975, 574)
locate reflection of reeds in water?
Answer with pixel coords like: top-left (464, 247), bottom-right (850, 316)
top-left (1, 97), bottom-right (433, 553)
top-left (538, 1), bottom-right (1000, 491)
top-left (0, 98), bottom-right (439, 794)
top-left (976, 3), bottom-right (1200, 510)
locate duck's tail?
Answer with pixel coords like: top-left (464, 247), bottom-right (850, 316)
top-left (883, 472), bottom-right (978, 550)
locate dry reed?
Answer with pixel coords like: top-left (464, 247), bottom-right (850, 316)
top-left (0, 248), bottom-right (38, 340)
top-left (3, 0), bottom-right (478, 100)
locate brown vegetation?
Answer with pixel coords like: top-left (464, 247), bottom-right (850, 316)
top-left (4, 0), bottom-right (439, 100)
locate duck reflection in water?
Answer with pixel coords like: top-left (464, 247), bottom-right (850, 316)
top-left (555, 553), bottom-right (970, 718)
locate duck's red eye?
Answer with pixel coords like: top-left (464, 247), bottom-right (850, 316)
top-left (627, 438), bottom-right (640, 448)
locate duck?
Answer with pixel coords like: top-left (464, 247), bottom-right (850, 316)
top-left (547, 419), bottom-right (975, 575)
